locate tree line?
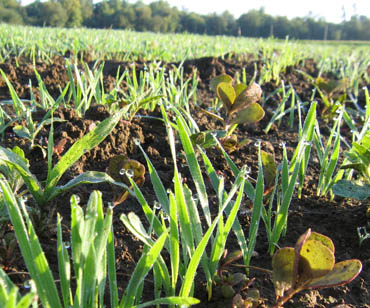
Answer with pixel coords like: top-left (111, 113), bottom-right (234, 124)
top-left (1, 0), bottom-right (370, 40)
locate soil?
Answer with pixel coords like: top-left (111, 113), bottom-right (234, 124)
top-left (0, 53), bottom-right (369, 308)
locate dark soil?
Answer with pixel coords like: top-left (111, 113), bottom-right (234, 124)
top-left (0, 54), bottom-right (369, 308)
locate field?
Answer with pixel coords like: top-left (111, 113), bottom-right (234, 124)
top-left (0, 24), bottom-right (370, 308)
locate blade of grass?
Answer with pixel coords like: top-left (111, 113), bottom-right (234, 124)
top-left (0, 178), bottom-right (62, 308)
top-left (120, 229), bottom-right (169, 308)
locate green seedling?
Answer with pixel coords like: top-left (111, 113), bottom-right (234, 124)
top-left (108, 155), bottom-right (145, 206)
top-left (333, 133), bottom-right (370, 200)
top-left (333, 180), bottom-right (370, 200)
top-left (195, 74), bottom-right (264, 152)
top-left (0, 146), bottom-right (27, 196)
top-left (314, 77), bottom-right (349, 120)
top-left (0, 108), bottom-right (131, 208)
top-left (210, 74), bottom-right (264, 131)
top-left (12, 109), bottom-right (65, 158)
top-left (271, 228), bottom-right (362, 307)
top-left (0, 268), bottom-right (38, 308)
top-left (214, 250), bottom-right (248, 298)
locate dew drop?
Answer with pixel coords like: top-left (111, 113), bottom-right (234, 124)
top-left (125, 169), bottom-right (134, 178)
top-left (64, 241), bottom-right (71, 249)
top-left (133, 138), bottom-right (141, 146)
top-left (254, 139), bottom-right (261, 147)
top-left (162, 212), bottom-right (169, 221)
top-left (119, 168), bottom-right (126, 175)
top-left (23, 280), bottom-right (31, 289)
top-left (153, 201), bottom-right (161, 210)
top-left (279, 141), bottom-right (286, 148)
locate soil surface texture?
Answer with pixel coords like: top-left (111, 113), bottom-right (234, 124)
top-left (0, 54), bottom-right (369, 308)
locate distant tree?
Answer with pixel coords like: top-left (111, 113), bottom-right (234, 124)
top-left (112, 3), bottom-right (136, 29)
top-left (0, 0), bottom-right (23, 24)
top-left (39, 1), bottom-right (68, 27)
top-left (272, 16), bottom-right (291, 38)
top-left (87, 0), bottom-right (114, 28)
top-left (0, 7), bottom-right (23, 24)
top-left (148, 1), bottom-right (179, 32)
top-left (133, 2), bottom-right (152, 31)
top-left (205, 13), bottom-right (228, 35)
top-left (59, 0), bottom-right (83, 27)
top-left (80, 0), bottom-right (93, 22)
top-left (220, 11), bottom-right (237, 35)
top-left (179, 12), bottom-right (206, 34)
top-left (238, 8), bottom-right (266, 37)
top-left (1, 0), bottom-right (369, 40)
top-left (342, 15), bottom-right (370, 40)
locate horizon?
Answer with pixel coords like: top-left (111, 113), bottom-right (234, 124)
top-left (19, 0), bottom-right (370, 24)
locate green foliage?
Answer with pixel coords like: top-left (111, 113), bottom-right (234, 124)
top-left (332, 180), bottom-right (370, 200)
top-left (210, 74), bottom-right (264, 130)
top-left (0, 179), bottom-right (199, 308)
top-left (12, 110), bottom-right (65, 158)
top-left (193, 74), bottom-right (264, 153)
top-left (0, 268), bottom-right (38, 308)
top-left (333, 131), bottom-right (370, 200)
top-left (271, 229), bottom-right (362, 307)
top-left (0, 108), bottom-right (130, 207)
top-left (39, 2), bottom-right (68, 27)
top-left (314, 76), bottom-right (349, 120)
top-left (1, 0), bottom-right (368, 40)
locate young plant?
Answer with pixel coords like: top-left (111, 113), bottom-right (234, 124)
top-left (213, 250), bottom-right (249, 299)
top-left (12, 108), bottom-right (65, 158)
top-left (196, 74), bottom-right (264, 152)
top-left (0, 268), bottom-right (38, 308)
top-left (333, 132), bottom-right (370, 199)
top-left (107, 155), bottom-right (145, 206)
top-left (0, 178), bottom-right (199, 308)
top-left (0, 108), bottom-right (130, 208)
top-left (271, 228), bottom-right (362, 308)
top-left (315, 77), bottom-right (349, 118)
top-left (314, 108), bottom-right (343, 197)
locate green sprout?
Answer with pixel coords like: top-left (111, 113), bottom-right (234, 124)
top-left (314, 76), bottom-right (349, 121)
top-left (271, 228), bottom-right (362, 307)
top-left (194, 74), bottom-right (264, 152)
top-left (209, 74), bottom-right (265, 132)
top-left (333, 132), bottom-right (370, 199)
top-left (0, 108), bottom-right (131, 209)
top-left (12, 109), bottom-right (65, 158)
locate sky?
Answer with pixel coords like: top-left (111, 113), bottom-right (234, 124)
top-left (136, 0), bottom-right (370, 24)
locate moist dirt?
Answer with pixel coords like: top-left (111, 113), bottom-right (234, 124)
top-left (0, 54), bottom-right (369, 308)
